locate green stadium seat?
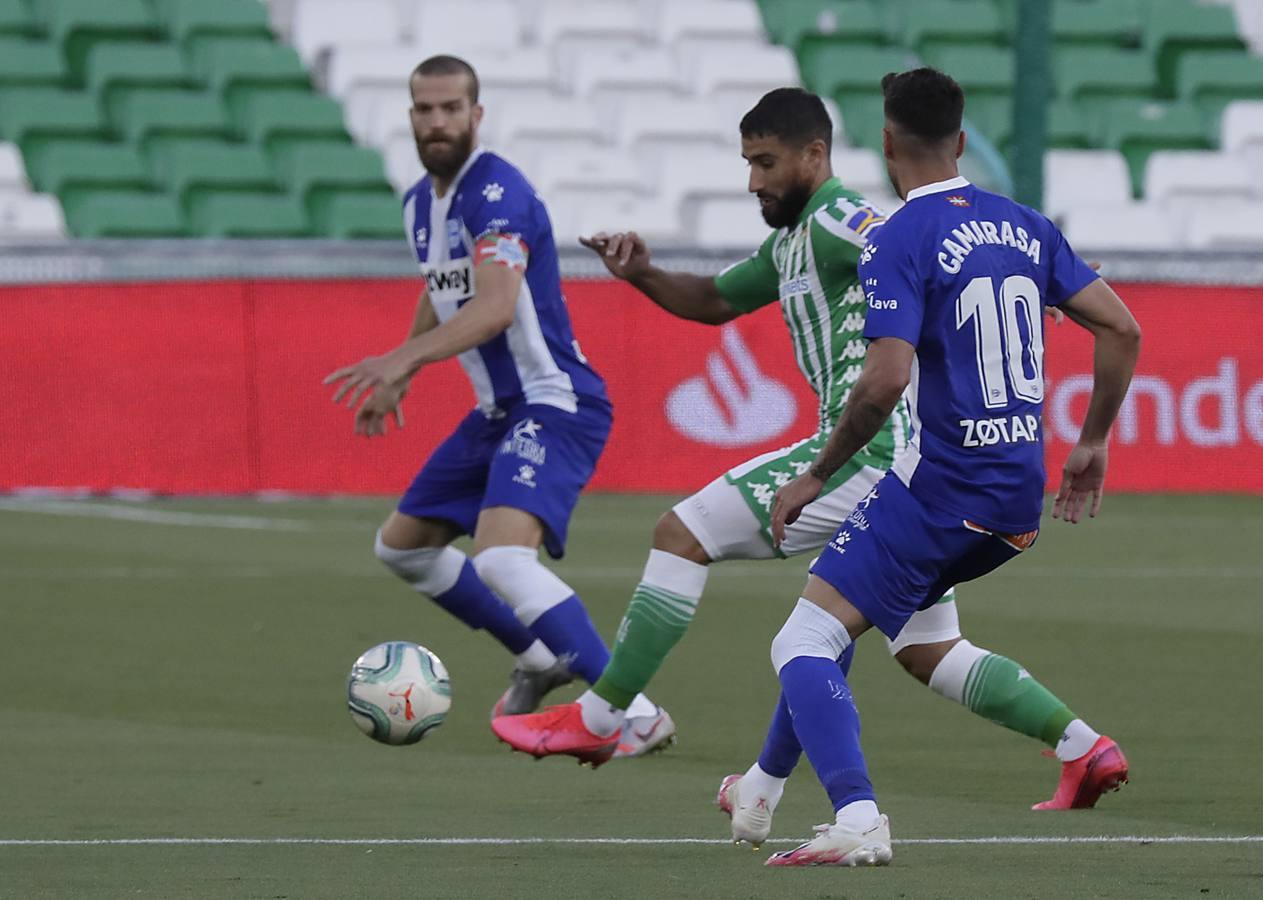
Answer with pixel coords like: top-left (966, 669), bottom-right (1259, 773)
top-left (1143, 0), bottom-right (1246, 94)
top-left (1099, 100), bottom-right (1211, 192)
top-left (1046, 99), bottom-right (1092, 149)
top-left (758, 1), bottom-right (854, 48)
top-left (39, 0), bottom-right (161, 82)
top-left (964, 94), bottom-right (1013, 147)
top-left (0, 87), bottom-right (104, 148)
top-left (900, 1), bottom-right (1005, 55)
top-left (800, 43), bottom-right (909, 99)
top-left (794, 2), bottom-right (886, 61)
top-left (191, 39), bottom-right (309, 108)
top-left (922, 45), bottom-right (1015, 96)
top-left (0, 38), bottom-right (69, 87)
top-left (60, 189), bottom-right (186, 237)
top-left (25, 140), bottom-right (149, 195)
top-left (1050, 0), bottom-right (1141, 48)
top-left (835, 92), bottom-right (886, 152)
top-left (280, 143), bottom-right (390, 205)
top-left (1177, 51), bottom-right (1263, 120)
top-left (154, 0), bottom-right (273, 50)
top-left (0, 0), bottom-right (36, 37)
top-left (109, 88), bottom-right (231, 147)
top-left (233, 91), bottom-right (348, 151)
top-left (147, 139), bottom-right (276, 207)
top-left (187, 190), bottom-right (310, 237)
top-left (85, 43), bottom-right (192, 108)
top-left (310, 191), bottom-right (403, 239)
top-left (1056, 47), bottom-right (1157, 127)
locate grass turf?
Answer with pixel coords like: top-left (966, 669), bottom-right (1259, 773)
top-left (1, 493), bottom-right (1261, 899)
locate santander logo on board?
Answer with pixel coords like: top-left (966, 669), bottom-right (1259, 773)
top-left (665, 326), bottom-right (798, 448)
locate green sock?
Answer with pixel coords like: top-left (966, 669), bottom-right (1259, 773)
top-left (591, 550), bottom-right (707, 709)
top-left (931, 641), bottom-right (1077, 747)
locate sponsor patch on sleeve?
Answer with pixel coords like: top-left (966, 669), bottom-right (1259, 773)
top-left (474, 233), bottom-right (529, 271)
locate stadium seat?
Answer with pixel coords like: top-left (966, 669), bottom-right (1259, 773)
top-left (413, 0), bottom-right (523, 56)
top-left (0, 88), bottom-right (105, 148)
top-left (1050, 0), bottom-right (1142, 48)
top-left (922, 45), bottom-right (1014, 97)
top-left (110, 89), bottom-right (231, 147)
top-left (289, 0), bottom-right (400, 68)
top-left (1144, 151), bottom-right (1258, 206)
top-left (834, 93), bottom-right (886, 153)
top-left (41, 0), bottom-right (161, 81)
top-left (1045, 99), bottom-right (1093, 150)
top-left (1061, 202), bottom-right (1181, 250)
top-left (1220, 100), bottom-right (1263, 154)
top-left (156, 0), bottom-right (274, 51)
top-left (567, 46), bottom-right (684, 100)
top-left (232, 91), bottom-right (349, 150)
top-left (690, 43), bottom-right (801, 97)
top-left (147, 140), bottom-right (276, 206)
top-left (656, 1), bottom-right (766, 46)
top-left (0, 38), bottom-right (68, 88)
top-left (60, 189), bottom-right (186, 237)
top-left (1043, 149), bottom-right (1133, 220)
top-left (900, 0), bottom-right (1006, 56)
top-left (280, 143), bottom-right (391, 207)
top-left (692, 195), bottom-right (774, 248)
top-left (191, 39), bottom-right (310, 106)
top-left (616, 98), bottom-right (731, 152)
top-left (0, 0), bottom-right (35, 38)
top-left (187, 190), bottom-right (310, 237)
top-left (495, 97), bottom-right (605, 148)
top-left (1184, 201), bottom-right (1263, 249)
top-left (0, 191), bottom-right (65, 237)
top-left (798, 43), bottom-right (908, 98)
top-left (1176, 51), bottom-right (1263, 118)
top-left (1143, 0), bottom-right (1246, 93)
top-left (0, 141), bottom-right (25, 189)
top-left (382, 134), bottom-right (421, 192)
top-left (534, 1), bottom-right (649, 49)
top-left (655, 146), bottom-right (752, 211)
top-left (831, 146), bottom-right (889, 201)
top-left (85, 43), bottom-right (192, 109)
top-left (570, 190), bottom-right (683, 243)
top-left (24, 141), bottom-right (150, 196)
top-left (531, 148), bottom-right (647, 198)
top-left (1056, 48), bottom-right (1158, 127)
top-left (1100, 100), bottom-right (1212, 191)
top-left (325, 46), bottom-right (420, 99)
top-left (309, 189), bottom-right (401, 239)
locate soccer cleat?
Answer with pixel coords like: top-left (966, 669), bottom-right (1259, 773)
top-left (1033, 735), bottom-right (1129, 810)
top-left (765, 815), bottom-right (893, 867)
top-left (716, 773), bottom-right (773, 849)
top-left (490, 660), bottom-right (575, 718)
top-left (613, 705), bottom-right (676, 759)
top-left (491, 702), bottom-right (618, 767)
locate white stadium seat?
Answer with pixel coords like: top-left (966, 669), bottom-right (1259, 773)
top-left (1185, 201), bottom-right (1263, 249)
top-left (534, 0), bottom-right (651, 47)
top-left (1220, 100), bottom-right (1263, 154)
top-left (571, 191), bottom-right (684, 243)
top-left (326, 46), bottom-right (420, 98)
top-left (831, 147), bottom-right (889, 201)
top-left (1061, 204), bottom-right (1181, 251)
top-left (0, 143), bottom-right (29, 191)
top-left (496, 97), bottom-right (606, 145)
top-left (655, 146), bottom-right (751, 210)
top-left (290, 0), bottom-right (401, 69)
top-left (1043, 149), bottom-right (1133, 221)
top-left (656, 1), bottom-right (766, 45)
top-left (0, 192), bottom-right (66, 239)
top-left (1144, 151), bottom-right (1259, 207)
top-left (689, 43), bottom-right (799, 96)
top-left (383, 134), bottom-right (423, 193)
top-left (616, 98), bottom-right (731, 151)
top-left (531, 149), bottom-right (647, 197)
top-left (413, 0), bottom-right (524, 57)
top-left (692, 196), bottom-right (775, 249)
top-left (567, 46), bottom-right (684, 99)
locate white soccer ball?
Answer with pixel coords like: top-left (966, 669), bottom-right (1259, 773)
top-left (346, 641), bottom-right (452, 745)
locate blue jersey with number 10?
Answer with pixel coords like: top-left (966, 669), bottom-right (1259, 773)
top-left (859, 176), bottom-right (1099, 533)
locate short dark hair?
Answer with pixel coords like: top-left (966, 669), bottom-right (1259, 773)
top-left (412, 54), bottom-right (480, 103)
top-left (740, 87), bottom-right (832, 153)
top-left (880, 67), bottom-right (964, 144)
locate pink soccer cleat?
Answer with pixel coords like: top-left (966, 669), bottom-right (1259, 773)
top-left (1033, 735), bottom-right (1129, 810)
top-left (491, 702), bottom-right (618, 767)
top-left (716, 773), bottom-right (774, 849)
top-left (765, 816), bottom-right (893, 867)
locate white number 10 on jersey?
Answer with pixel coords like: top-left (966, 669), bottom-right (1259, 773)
top-left (955, 275), bottom-right (1045, 409)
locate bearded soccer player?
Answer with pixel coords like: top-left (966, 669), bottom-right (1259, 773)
top-left (493, 85), bottom-right (1130, 818)
top-left (325, 55), bottom-right (672, 757)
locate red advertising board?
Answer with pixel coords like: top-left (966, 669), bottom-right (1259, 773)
top-left (1, 278), bottom-right (1260, 494)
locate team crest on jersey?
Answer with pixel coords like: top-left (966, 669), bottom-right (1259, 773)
top-left (946, 195), bottom-right (970, 207)
top-left (501, 418), bottom-right (547, 465)
top-left (415, 227), bottom-right (427, 246)
top-left (844, 207), bottom-right (885, 235)
top-left (446, 218), bottom-right (463, 248)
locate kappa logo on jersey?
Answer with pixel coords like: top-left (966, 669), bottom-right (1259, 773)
top-left (501, 418), bottom-right (547, 465)
top-left (513, 464), bottom-right (537, 488)
top-left (665, 326), bottom-right (797, 448)
top-left (421, 259), bottom-right (474, 301)
top-left (947, 195), bottom-right (970, 207)
top-left (482, 182), bottom-right (504, 202)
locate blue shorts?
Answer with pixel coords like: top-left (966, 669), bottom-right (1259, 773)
top-left (398, 399), bottom-right (611, 559)
top-left (809, 473), bottom-right (1038, 639)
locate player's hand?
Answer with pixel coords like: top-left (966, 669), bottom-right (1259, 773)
top-left (323, 351), bottom-right (412, 410)
top-left (1052, 443), bottom-right (1108, 524)
top-left (579, 231), bottom-right (650, 281)
top-left (770, 473), bottom-right (825, 548)
top-left (354, 383), bottom-right (408, 438)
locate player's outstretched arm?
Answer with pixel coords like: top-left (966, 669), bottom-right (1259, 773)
top-left (1051, 279), bottom-right (1142, 524)
top-left (580, 231), bottom-right (739, 325)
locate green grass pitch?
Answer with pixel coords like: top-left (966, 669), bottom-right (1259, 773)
top-left (1, 493), bottom-right (1261, 899)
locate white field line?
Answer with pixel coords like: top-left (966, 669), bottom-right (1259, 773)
top-left (1, 835), bottom-right (1261, 848)
top-left (0, 499), bottom-right (320, 531)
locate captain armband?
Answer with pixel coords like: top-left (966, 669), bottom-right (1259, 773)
top-left (474, 232), bottom-right (529, 272)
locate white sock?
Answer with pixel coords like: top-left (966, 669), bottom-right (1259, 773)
top-left (577, 689), bottom-right (625, 737)
top-left (625, 693), bottom-right (657, 719)
top-left (741, 762), bottom-right (787, 812)
top-left (514, 640), bottom-right (556, 673)
top-left (834, 799), bottom-right (881, 831)
top-left (1055, 718), bottom-right (1101, 762)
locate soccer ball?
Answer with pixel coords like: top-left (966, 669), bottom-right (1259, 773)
top-left (346, 641), bottom-right (452, 745)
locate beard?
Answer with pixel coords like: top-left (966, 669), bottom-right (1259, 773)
top-left (416, 128), bottom-right (475, 180)
top-left (758, 181), bottom-right (813, 229)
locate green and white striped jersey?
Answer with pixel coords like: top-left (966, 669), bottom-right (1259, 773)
top-left (714, 177), bottom-right (910, 471)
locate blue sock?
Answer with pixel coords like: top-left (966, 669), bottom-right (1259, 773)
top-left (777, 655), bottom-right (874, 812)
top-left (757, 644), bottom-right (857, 778)
top-left (528, 595), bottom-right (611, 683)
top-left (433, 560), bottom-right (536, 655)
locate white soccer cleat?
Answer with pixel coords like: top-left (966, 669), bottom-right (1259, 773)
top-left (765, 815), bottom-right (893, 867)
top-left (715, 773), bottom-right (774, 849)
top-left (612, 705), bottom-right (676, 758)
